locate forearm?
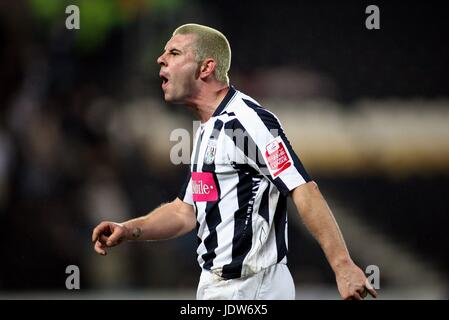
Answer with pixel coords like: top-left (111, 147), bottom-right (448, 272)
top-left (122, 200), bottom-right (195, 241)
top-left (292, 182), bottom-right (352, 273)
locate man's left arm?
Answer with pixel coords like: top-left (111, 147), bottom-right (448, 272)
top-left (291, 181), bottom-right (378, 300)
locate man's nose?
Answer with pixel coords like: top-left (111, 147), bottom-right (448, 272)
top-left (157, 54), bottom-right (166, 66)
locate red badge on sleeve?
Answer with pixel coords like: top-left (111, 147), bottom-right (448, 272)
top-left (264, 136), bottom-right (292, 178)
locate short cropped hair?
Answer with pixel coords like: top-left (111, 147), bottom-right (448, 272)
top-left (173, 23), bottom-right (231, 85)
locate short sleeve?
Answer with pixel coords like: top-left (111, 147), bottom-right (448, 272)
top-left (225, 99), bottom-right (311, 196)
top-left (178, 170), bottom-right (194, 205)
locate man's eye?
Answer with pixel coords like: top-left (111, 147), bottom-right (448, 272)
top-left (170, 52), bottom-right (179, 56)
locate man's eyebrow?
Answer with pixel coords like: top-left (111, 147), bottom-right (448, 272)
top-left (163, 47), bottom-right (182, 54)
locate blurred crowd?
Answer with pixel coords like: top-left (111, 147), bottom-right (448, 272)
top-left (0, 0), bottom-right (448, 296)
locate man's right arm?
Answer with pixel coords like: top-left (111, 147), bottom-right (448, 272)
top-left (92, 198), bottom-right (195, 255)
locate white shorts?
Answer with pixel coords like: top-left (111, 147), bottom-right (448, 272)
top-left (196, 263), bottom-right (295, 300)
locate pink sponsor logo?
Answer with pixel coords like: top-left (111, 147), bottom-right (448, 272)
top-left (192, 172), bottom-right (218, 202)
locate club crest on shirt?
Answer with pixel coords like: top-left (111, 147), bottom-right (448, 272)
top-left (204, 138), bottom-right (217, 165)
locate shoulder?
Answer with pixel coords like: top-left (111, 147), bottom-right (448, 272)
top-left (227, 89), bottom-right (282, 131)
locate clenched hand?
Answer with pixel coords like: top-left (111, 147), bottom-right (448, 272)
top-left (336, 261), bottom-right (378, 300)
top-left (92, 221), bottom-right (128, 256)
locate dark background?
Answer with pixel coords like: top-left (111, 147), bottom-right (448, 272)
top-left (0, 0), bottom-right (448, 299)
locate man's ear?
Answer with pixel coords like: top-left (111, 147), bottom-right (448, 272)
top-left (199, 58), bottom-right (217, 80)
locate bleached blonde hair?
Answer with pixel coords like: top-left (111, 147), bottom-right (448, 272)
top-left (173, 23), bottom-right (231, 85)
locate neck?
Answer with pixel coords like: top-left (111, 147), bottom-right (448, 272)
top-left (187, 84), bottom-right (230, 123)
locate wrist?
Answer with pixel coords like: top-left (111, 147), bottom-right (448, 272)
top-left (130, 226), bottom-right (142, 240)
top-left (331, 256), bottom-right (354, 275)
top-left (122, 222), bottom-right (142, 240)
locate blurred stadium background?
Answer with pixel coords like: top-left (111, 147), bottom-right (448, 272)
top-left (0, 0), bottom-right (448, 299)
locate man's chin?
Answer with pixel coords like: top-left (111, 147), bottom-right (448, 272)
top-left (163, 92), bottom-right (173, 102)
top-left (163, 93), bottom-right (184, 104)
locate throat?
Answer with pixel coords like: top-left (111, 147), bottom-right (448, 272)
top-left (189, 86), bottom-right (230, 123)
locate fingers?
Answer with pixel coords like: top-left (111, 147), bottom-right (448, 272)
top-left (343, 284), bottom-right (374, 300)
top-left (350, 286), bottom-right (377, 300)
top-left (92, 221), bottom-right (111, 243)
top-left (343, 290), bottom-right (362, 300)
top-left (94, 240), bottom-right (107, 256)
top-left (358, 288), bottom-right (367, 299)
top-left (337, 265), bottom-right (379, 300)
top-left (366, 286), bottom-right (378, 298)
top-left (92, 221), bottom-right (125, 256)
top-left (99, 234), bottom-right (109, 244)
top-left (106, 225), bottom-right (125, 246)
top-left (364, 278), bottom-right (378, 298)
top-left (351, 292), bottom-right (363, 300)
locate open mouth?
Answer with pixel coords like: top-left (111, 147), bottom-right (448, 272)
top-left (160, 74), bottom-right (169, 89)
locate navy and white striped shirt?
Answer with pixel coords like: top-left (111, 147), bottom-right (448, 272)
top-left (179, 86), bottom-right (311, 279)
